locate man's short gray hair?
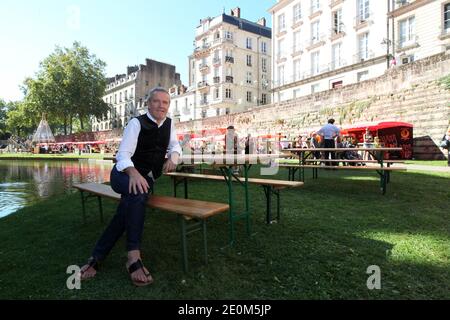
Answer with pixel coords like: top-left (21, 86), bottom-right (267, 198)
top-left (145, 87), bottom-right (170, 103)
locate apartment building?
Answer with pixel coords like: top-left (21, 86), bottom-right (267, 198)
top-left (93, 59), bottom-right (181, 132)
top-left (389, 0), bottom-right (450, 65)
top-left (269, 0), bottom-right (450, 103)
top-left (169, 85), bottom-right (196, 123)
top-left (189, 7), bottom-right (272, 120)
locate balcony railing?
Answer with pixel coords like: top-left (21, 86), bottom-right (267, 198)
top-left (292, 45), bottom-right (304, 56)
top-left (305, 34), bottom-right (327, 49)
top-left (396, 35), bottom-right (419, 50)
top-left (225, 76), bottom-right (234, 83)
top-left (393, 0), bottom-right (412, 10)
top-left (213, 76), bottom-right (220, 84)
top-left (354, 12), bottom-right (373, 28)
top-left (197, 81), bottom-right (209, 88)
top-left (200, 100), bottom-right (209, 106)
top-left (329, 0), bottom-right (344, 8)
top-left (330, 24), bottom-right (346, 39)
top-left (309, 4), bottom-right (322, 16)
top-left (276, 52), bottom-right (287, 61)
top-left (194, 43), bottom-right (211, 53)
top-left (353, 50), bottom-right (375, 63)
top-left (199, 63), bottom-right (210, 72)
top-left (225, 56), bottom-right (234, 63)
top-left (213, 57), bottom-right (221, 65)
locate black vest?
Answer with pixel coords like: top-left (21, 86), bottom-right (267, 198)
top-left (131, 115), bottom-right (171, 179)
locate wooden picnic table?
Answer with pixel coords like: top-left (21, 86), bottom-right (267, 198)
top-left (178, 153), bottom-right (291, 246)
top-left (284, 147), bottom-right (405, 194)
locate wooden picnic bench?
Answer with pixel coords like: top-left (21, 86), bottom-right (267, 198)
top-left (73, 182), bottom-right (229, 272)
top-left (278, 162), bottom-right (406, 195)
top-left (165, 172), bottom-right (304, 224)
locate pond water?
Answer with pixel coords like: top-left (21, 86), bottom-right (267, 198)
top-left (0, 160), bottom-right (114, 218)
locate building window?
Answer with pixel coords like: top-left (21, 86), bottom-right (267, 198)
top-left (311, 51), bottom-right (320, 75)
top-left (293, 59), bottom-right (301, 81)
top-left (332, 81), bottom-right (343, 89)
top-left (293, 31), bottom-right (301, 53)
top-left (311, 0), bottom-right (320, 15)
top-left (358, 33), bottom-right (369, 61)
top-left (358, 0), bottom-right (370, 23)
top-left (293, 89), bottom-right (301, 98)
top-left (225, 88), bottom-right (232, 99)
top-left (278, 38), bottom-right (285, 59)
top-left (311, 83), bottom-right (320, 93)
top-left (215, 88), bottom-right (220, 100)
top-left (278, 65), bottom-right (285, 86)
top-left (357, 70), bottom-right (369, 82)
top-left (262, 74), bottom-right (269, 90)
top-left (246, 55), bottom-right (252, 67)
top-left (262, 58), bottom-right (267, 73)
top-left (311, 21), bottom-right (320, 44)
top-left (114, 94), bottom-right (117, 104)
top-left (278, 13), bottom-right (286, 33)
top-left (399, 16), bottom-right (415, 47)
top-left (333, 9), bottom-right (343, 34)
top-left (247, 91), bottom-right (252, 102)
top-left (130, 88), bottom-right (134, 99)
top-left (261, 93), bottom-right (267, 105)
top-left (246, 37), bottom-right (253, 49)
top-left (261, 41), bottom-right (267, 53)
top-left (145, 80), bottom-right (149, 86)
top-left (224, 31), bottom-right (233, 40)
top-left (445, 3), bottom-right (450, 33)
top-left (293, 3), bottom-right (302, 24)
top-left (332, 43), bottom-right (342, 69)
top-left (246, 72), bottom-right (252, 84)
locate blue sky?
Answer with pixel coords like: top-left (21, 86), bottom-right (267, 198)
top-left (0, 0), bottom-right (274, 102)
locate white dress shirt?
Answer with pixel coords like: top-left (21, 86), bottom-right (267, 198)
top-left (115, 112), bottom-right (182, 173)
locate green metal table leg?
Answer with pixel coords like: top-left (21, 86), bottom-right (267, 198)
top-left (80, 191), bottom-right (86, 224)
top-left (173, 177), bottom-right (177, 197)
top-left (97, 196), bottom-right (104, 223)
top-left (276, 189), bottom-right (280, 222)
top-left (225, 167), bottom-right (235, 247)
top-left (184, 178), bottom-right (188, 199)
top-left (202, 220), bottom-right (208, 265)
top-left (179, 216), bottom-right (188, 273)
top-left (244, 165), bottom-right (251, 236)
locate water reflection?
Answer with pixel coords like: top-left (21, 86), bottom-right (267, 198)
top-left (0, 160), bottom-right (114, 218)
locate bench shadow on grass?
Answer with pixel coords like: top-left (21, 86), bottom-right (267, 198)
top-left (0, 169), bottom-right (449, 299)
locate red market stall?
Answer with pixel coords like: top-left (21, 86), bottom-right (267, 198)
top-left (341, 121), bottom-right (413, 159)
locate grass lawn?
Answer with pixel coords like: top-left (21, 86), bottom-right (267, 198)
top-left (0, 167), bottom-right (449, 299)
top-left (405, 160), bottom-right (448, 167)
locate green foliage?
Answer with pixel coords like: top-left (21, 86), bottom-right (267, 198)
top-left (439, 74), bottom-right (450, 90)
top-left (22, 41), bottom-right (108, 134)
top-left (0, 99), bottom-right (7, 138)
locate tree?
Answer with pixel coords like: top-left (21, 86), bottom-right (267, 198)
top-left (5, 101), bottom-right (40, 137)
top-left (23, 42), bottom-right (109, 135)
top-left (0, 99), bottom-right (8, 139)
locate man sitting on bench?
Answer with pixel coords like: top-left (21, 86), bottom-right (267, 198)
top-left (78, 87), bottom-right (182, 287)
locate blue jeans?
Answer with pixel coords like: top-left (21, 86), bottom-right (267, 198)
top-left (92, 166), bottom-right (154, 261)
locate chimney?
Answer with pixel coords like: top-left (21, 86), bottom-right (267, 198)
top-left (230, 7), bottom-right (241, 18)
top-left (257, 17), bottom-right (266, 27)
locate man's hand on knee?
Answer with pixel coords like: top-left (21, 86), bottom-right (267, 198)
top-left (125, 167), bottom-right (149, 195)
